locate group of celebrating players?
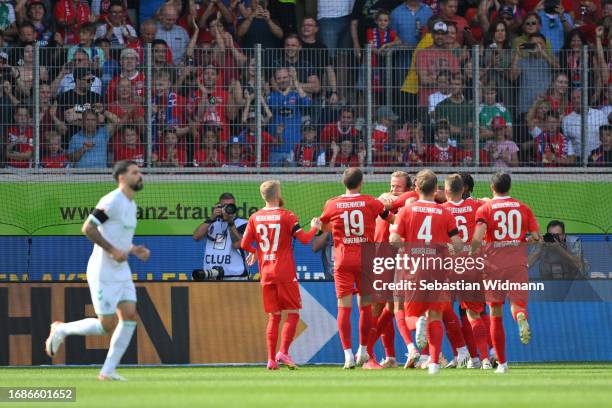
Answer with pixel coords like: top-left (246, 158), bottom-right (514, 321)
top-left (241, 167), bottom-right (540, 375)
top-left (44, 160), bottom-right (539, 380)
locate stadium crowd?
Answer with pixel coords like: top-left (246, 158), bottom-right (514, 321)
top-left (0, 0), bottom-right (611, 168)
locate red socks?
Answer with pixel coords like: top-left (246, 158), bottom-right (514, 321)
top-left (427, 320), bottom-right (444, 364)
top-left (280, 313), bottom-right (299, 355)
top-left (266, 314), bottom-right (281, 361)
top-left (460, 313), bottom-right (478, 358)
top-left (442, 306), bottom-right (466, 355)
top-left (337, 307), bottom-right (352, 350)
top-left (482, 314), bottom-right (493, 348)
top-left (490, 316), bottom-right (506, 364)
top-left (367, 307), bottom-right (395, 358)
top-left (359, 305), bottom-right (373, 346)
top-left (395, 309), bottom-right (413, 347)
top-left (380, 310), bottom-right (396, 358)
top-left (469, 317), bottom-right (489, 361)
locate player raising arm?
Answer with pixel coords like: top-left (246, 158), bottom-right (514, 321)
top-left (389, 170), bottom-right (463, 375)
top-left (319, 168), bottom-right (394, 369)
top-left (45, 160), bottom-right (150, 381)
top-left (240, 180), bottom-right (320, 370)
top-left (471, 172), bottom-right (541, 374)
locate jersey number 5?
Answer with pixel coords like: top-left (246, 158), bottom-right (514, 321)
top-left (340, 210), bottom-right (364, 237)
top-left (256, 223), bottom-right (281, 252)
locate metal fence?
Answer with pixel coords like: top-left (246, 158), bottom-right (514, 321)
top-left (0, 43), bottom-right (610, 169)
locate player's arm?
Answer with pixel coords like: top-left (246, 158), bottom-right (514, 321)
top-left (239, 221), bottom-right (257, 254)
top-left (82, 211), bottom-right (128, 262)
top-left (389, 209), bottom-right (404, 248)
top-left (470, 222), bottom-right (486, 255)
top-left (312, 231), bottom-right (330, 252)
top-left (129, 244), bottom-right (150, 262)
top-left (292, 218), bottom-right (321, 244)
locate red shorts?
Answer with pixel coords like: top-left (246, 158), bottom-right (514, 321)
top-left (262, 281), bottom-right (302, 313)
top-left (404, 301), bottom-right (447, 318)
top-left (461, 301), bottom-right (486, 314)
top-left (334, 265), bottom-right (361, 299)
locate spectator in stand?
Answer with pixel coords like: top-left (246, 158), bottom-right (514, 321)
top-left (434, 73), bottom-right (474, 142)
top-left (484, 116), bottom-right (519, 167)
top-left (320, 106), bottom-right (360, 149)
top-left (91, 0), bottom-right (130, 22)
top-left (479, 0), bottom-right (525, 35)
top-left (415, 21), bottom-right (460, 119)
top-left (396, 121), bottom-right (426, 165)
top-left (15, 0), bottom-right (57, 48)
top-left (67, 23), bottom-right (105, 69)
top-left (589, 124), bottom-right (612, 165)
top-left (0, 0), bottom-right (17, 37)
top-left (239, 79), bottom-right (273, 126)
top-left (439, 0), bottom-right (469, 45)
top-left (562, 88), bottom-right (608, 160)
top-left (6, 105), bottom-right (33, 168)
top-left (107, 77), bottom-right (145, 134)
top-left (533, 110), bottom-right (575, 166)
top-left (153, 127), bottom-right (188, 167)
top-left (483, 20), bottom-right (514, 109)
top-left (54, 50), bottom-right (103, 95)
top-left (193, 125), bottom-right (225, 167)
top-left (559, 29), bottom-right (593, 91)
top-left (445, 21), bottom-right (469, 62)
top-left (223, 136), bottom-right (250, 168)
top-left (428, 70), bottom-right (450, 120)
top-left (267, 67), bottom-right (311, 166)
top-left (56, 67), bottom-right (102, 140)
top-left (479, 82), bottom-right (513, 141)
top-left (424, 119), bottom-right (460, 165)
top-left (94, 38), bottom-right (120, 91)
top-left (94, 0), bottom-right (137, 46)
top-left (544, 72), bottom-right (571, 115)
top-left (300, 17), bottom-right (339, 105)
top-left (273, 34), bottom-right (320, 96)
top-left (593, 26), bottom-right (610, 104)
top-left (41, 131), bottom-right (68, 168)
top-left (156, 3), bottom-right (190, 65)
top-left (294, 123), bottom-right (324, 167)
top-left (151, 69), bottom-right (189, 149)
top-left (14, 43), bottom-right (48, 98)
top-left (206, 16), bottom-right (247, 86)
top-left (537, 0), bottom-right (573, 56)
top-left (128, 19), bottom-right (173, 64)
top-left (107, 48), bottom-right (145, 103)
top-left (37, 82), bottom-right (67, 138)
top-left (526, 97), bottom-right (553, 140)
top-left (317, 0), bottom-right (355, 57)
top-left (54, 0), bottom-right (95, 45)
top-left (372, 106), bottom-right (400, 166)
top-left (237, 0), bottom-right (283, 49)
top-left (390, 0), bottom-right (434, 48)
top-left (152, 39), bottom-right (174, 70)
top-left (512, 12), bottom-right (554, 55)
top-left (238, 111), bottom-right (277, 166)
top-left (112, 126), bottom-right (145, 166)
top-left (66, 107), bottom-right (119, 168)
top-left (328, 137), bottom-right (365, 167)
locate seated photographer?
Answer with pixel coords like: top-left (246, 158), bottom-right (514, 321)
top-left (530, 220), bottom-right (585, 280)
top-left (192, 192), bottom-right (249, 280)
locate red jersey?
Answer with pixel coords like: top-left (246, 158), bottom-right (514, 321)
top-left (128, 39), bottom-right (173, 65)
top-left (475, 197), bottom-right (539, 243)
top-left (188, 88), bottom-right (230, 142)
top-left (7, 127), bottom-right (33, 168)
top-left (114, 144), bottom-right (145, 166)
top-left (332, 153), bottom-right (359, 167)
top-left (534, 132), bottom-right (571, 166)
top-left (374, 190), bottom-right (418, 242)
top-left (390, 190), bottom-right (419, 212)
top-left (395, 200), bottom-right (458, 244)
top-left (54, 0), bottom-right (91, 45)
top-left (106, 72), bottom-right (146, 103)
top-left (41, 152), bottom-right (67, 168)
top-left (193, 149), bottom-right (226, 167)
top-left (320, 123), bottom-right (359, 146)
top-left (442, 197), bottom-right (483, 242)
top-left (320, 194), bottom-right (388, 268)
top-left (241, 208), bottom-right (303, 285)
top-left (424, 144), bottom-right (460, 165)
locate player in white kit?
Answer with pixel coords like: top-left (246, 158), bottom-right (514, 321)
top-left (45, 160), bottom-right (150, 381)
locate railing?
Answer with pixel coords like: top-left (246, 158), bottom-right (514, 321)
top-left (0, 44), bottom-right (610, 170)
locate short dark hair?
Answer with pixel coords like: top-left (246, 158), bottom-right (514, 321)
top-left (599, 124), bottom-right (612, 139)
top-left (80, 22), bottom-right (97, 34)
top-left (343, 167), bottom-right (363, 190)
top-left (375, 9), bottom-right (391, 19)
top-left (219, 192), bottom-right (235, 201)
top-left (459, 172), bottom-right (474, 195)
top-left (547, 220), bottom-right (565, 233)
top-left (113, 160), bottom-right (138, 181)
top-left (445, 174), bottom-right (464, 195)
top-left (284, 33), bottom-right (302, 45)
top-left (491, 172), bottom-right (512, 194)
top-left (528, 32), bottom-right (547, 42)
top-left (152, 39), bottom-right (168, 48)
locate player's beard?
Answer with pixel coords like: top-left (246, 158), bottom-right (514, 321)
top-left (279, 197), bottom-right (284, 207)
top-left (131, 178), bottom-right (144, 191)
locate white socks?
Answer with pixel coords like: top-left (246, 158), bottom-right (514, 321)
top-left (407, 342), bottom-right (416, 353)
top-left (58, 318), bottom-right (106, 337)
top-left (344, 349), bottom-right (354, 361)
top-left (101, 320), bottom-right (137, 376)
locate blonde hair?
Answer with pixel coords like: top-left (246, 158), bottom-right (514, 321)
top-left (415, 169), bottom-right (438, 195)
top-left (391, 171), bottom-right (411, 189)
top-left (260, 180), bottom-right (281, 202)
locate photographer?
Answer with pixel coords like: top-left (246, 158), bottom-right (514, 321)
top-left (530, 220), bottom-right (585, 280)
top-left (192, 192), bottom-right (249, 280)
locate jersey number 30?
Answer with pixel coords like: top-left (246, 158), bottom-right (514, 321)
top-left (256, 223), bottom-right (280, 252)
top-left (493, 210), bottom-right (522, 240)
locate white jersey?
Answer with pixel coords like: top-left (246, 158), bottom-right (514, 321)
top-left (86, 188), bottom-right (137, 282)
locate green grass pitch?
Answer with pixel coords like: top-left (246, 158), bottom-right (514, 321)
top-left (1, 364), bottom-right (611, 407)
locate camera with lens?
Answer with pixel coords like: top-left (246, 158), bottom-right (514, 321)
top-left (215, 203), bottom-right (237, 220)
top-left (543, 232), bottom-right (562, 243)
top-left (192, 266), bottom-right (225, 281)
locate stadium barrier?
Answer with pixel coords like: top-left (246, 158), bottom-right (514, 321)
top-left (2, 281), bottom-right (612, 366)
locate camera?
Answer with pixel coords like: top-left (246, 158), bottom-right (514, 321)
top-left (520, 43), bottom-right (536, 50)
top-left (215, 203), bottom-right (237, 218)
top-left (543, 233), bottom-right (562, 243)
top-left (544, 0), bottom-right (559, 14)
top-left (192, 266), bottom-right (225, 281)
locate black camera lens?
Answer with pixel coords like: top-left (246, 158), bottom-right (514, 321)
top-left (223, 203), bottom-right (237, 215)
top-left (192, 266), bottom-right (225, 281)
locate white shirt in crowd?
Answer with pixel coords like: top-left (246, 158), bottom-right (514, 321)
top-left (318, 0), bottom-right (355, 19)
top-left (58, 74), bottom-right (103, 95)
top-left (562, 108), bottom-right (608, 157)
top-left (95, 24), bottom-right (137, 45)
top-left (87, 188), bottom-right (137, 282)
top-left (429, 92), bottom-right (449, 114)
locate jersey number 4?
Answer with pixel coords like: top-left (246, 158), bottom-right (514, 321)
top-left (493, 210), bottom-right (522, 240)
top-left (340, 210), bottom-right (364, 237)
top-left (417, 215), bottom-right (432, 243)
top-left (256, 223), bottom-right (280, 252)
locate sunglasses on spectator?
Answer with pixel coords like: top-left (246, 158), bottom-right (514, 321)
top-left (524, 20), bottom-right (537, 26)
